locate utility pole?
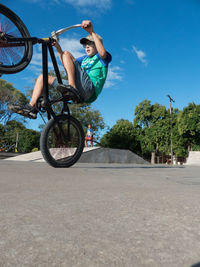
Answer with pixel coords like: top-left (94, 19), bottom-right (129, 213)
top-left (167, 95), bottom-right (175, 164)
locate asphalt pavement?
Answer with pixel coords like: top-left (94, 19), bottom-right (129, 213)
top-left (0, 160), bottom-right (200, 267)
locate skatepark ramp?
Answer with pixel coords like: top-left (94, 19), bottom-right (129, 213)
top-left (4, 147), bottom-right (149, 164)
top-left (185, 151), bottom-right (200, 166)
top-left (79, 147), bottom-right (149, 164)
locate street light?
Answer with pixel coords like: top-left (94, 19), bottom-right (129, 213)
top-left (167, 95), bottom-right (175, 164)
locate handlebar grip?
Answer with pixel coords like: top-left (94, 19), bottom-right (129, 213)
top-left (51, 31), bottom-right (59, 42)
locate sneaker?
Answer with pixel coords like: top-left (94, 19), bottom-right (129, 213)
top-left (8, 103), bottom-right (38, 119)
top-left (56, 84), bottom-right (82, 103)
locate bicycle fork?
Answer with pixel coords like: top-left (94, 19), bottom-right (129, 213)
top-left (53, 116), bottom-right (71, 146)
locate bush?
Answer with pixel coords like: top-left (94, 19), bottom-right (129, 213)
top-left (32, 148), bottom-right (39, 152)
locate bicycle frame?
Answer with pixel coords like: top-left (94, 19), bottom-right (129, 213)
top-left (41, 39), bottom-right (63, 119)
top-left (2, 23), bottom-right (82, 119)
top-left (2, 35), bottom-right (67, 119)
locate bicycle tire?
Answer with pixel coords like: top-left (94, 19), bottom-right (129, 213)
top-left (0, 4), bottom-right (32, 74)
top-left (40, 114), bottom-right (84, 168)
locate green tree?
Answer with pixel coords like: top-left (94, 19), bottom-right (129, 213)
top-left (177, 102), bottom-right (200, 152)
top-left (3, 120), bottom-right (25, 151)
top-left (134, 100), bottom-right (171, 156)
top-left (3, 120), bottom-right (40, 152)
top-left (0, 123), bottom-right (5, 148)
top-left (134, 99), bottom-right (154, 128)
top-left (100, 119), bottom-right (141, 154)
top-left (172, 124), bottom-right (188, 157)
top-left (18, 129), bottom-right (40, 153)
top-left (133, 99), bottom-right (186, 159)
top-left (0, 79), bottom-right (28, 123)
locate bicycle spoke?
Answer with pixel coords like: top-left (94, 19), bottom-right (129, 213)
top-left (0, 47), bottom-right (10, 65)
top-left (0, 4), bottom-right (32, 73)
top-left (0, 14), bottom-right (15, 34)
top-left (40, 115), bottom-right (84, 168)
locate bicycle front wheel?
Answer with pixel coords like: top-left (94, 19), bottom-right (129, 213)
top-left (0, 4), bottom-right (33, 74)
top-left (40, 115), bottom-right (84, 168)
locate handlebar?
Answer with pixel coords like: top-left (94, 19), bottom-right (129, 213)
top-left (51, 24), bottom-right (82, 41)
top-left (0, 24), bottom-right (82, 45)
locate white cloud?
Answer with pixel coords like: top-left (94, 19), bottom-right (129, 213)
top-left (31, 50), bottom-right (42, 67)
top-left (27, 0), bottom-right (112, 11)
top-left (132, 46), bottom-right (148, 66)
top-left (59, 38), bottom-right (84, 58)
top-left (63, 0), bottom-right (111, 9)
top-left (104, 66), bottom-right (123, 88)
top-left (58, 0), bottom-right (112, 14)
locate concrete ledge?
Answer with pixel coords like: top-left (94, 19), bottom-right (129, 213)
top-left (79, 147), bottom-right (149, 164)
top-left (4, 147), bottom-right (99, 162)
top-left (4, 147), bottom-right (149, 164)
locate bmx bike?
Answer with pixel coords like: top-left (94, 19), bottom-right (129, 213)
top-left (0, 4), bottom-right (85, 168)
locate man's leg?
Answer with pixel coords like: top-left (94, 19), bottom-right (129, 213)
top-left (30, 74), bottom-right (55, 107)
top-left (62, 51), bottom-right (76, 89)
top-left (8, 74), bottom-right (55, 119)
top-left (90, 140), bottom-right (93, 147)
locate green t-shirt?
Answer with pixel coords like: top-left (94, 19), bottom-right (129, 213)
top-left (76, 52), bottom-right (112, 103)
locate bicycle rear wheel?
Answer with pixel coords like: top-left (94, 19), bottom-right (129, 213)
top-left (40, 115), bottom-right (84, 168)
top-left (0, 4), bottom-right (32, 74)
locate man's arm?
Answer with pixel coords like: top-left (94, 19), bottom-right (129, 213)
top-left (81, 20), bottom-right (107, 60)
top-left (53, 41), bottom-right (64, 64)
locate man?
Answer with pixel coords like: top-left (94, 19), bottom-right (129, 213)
top-left (9, 20), bottom-right (112, 119)
top-left (85, 124), bottom-right (93, 147)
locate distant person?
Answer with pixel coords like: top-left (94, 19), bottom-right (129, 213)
top-left (85, 124), bottom-right (93, 147)
top-left (9, 20), bottom-right (112, 119)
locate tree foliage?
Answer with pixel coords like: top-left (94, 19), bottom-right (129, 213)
top-left (177, 102), bottom-right (200, 151)
top-left (133, 99), bottom-right (172, 156)
top-left (100, 119), bottom-right (141, 153)
top-left (0, 79), bottom-right (28, 123)
top-left (1, 120), bottom-right (40, 153)
top-left (101, 100), bottom-right (200, 160)
top-left (18, 129), bottom-right (40, 153)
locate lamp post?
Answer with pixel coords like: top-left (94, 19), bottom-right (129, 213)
top-left (167, 95), bottom-right (175, 164)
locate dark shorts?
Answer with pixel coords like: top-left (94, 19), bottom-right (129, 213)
top-left (51, 61), bottom-right (94, 102)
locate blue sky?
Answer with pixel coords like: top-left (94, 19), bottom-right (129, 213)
top-left (2, 0), bottom-right (200, 133)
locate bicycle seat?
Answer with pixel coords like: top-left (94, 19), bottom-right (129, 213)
top-left (56, 84), bottom-right (83, 103)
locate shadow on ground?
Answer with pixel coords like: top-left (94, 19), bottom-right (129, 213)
top-left (191, 263), bottom-right (200, 267)
top-left (76, 164), bottom-right (185, 169)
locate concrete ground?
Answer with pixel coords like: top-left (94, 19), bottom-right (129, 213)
top-left (0, 160), bottom-right (200, 267)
